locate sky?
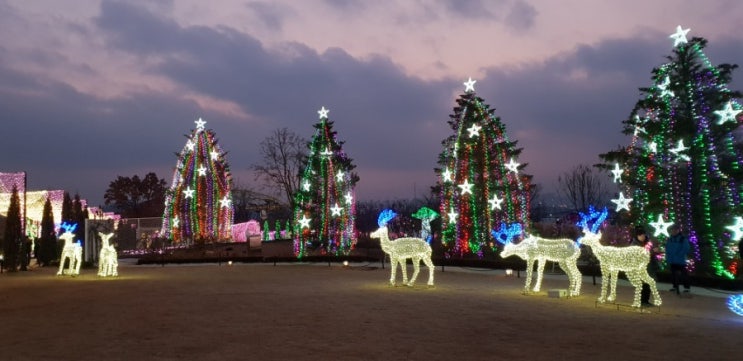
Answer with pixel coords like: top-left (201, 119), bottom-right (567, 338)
top-left (2, 0), bottom-right (743, 208)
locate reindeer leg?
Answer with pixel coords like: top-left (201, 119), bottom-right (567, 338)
top-left (423, 255), bottom-right (434, 286)
top-left (400, 258), bottom-right (409, 285)
top-left (534, 258), bottom-right (546, 292)
top-left (598, 266), bottom-right (609, 303)
top-left (641, 271), bottom-right (662, 306)
top-left (608, 271), bottom-right (619, 302)
top-left (408, 257), bottom-right (421, 287)
top-left (389, 258), bottom-right (397, 286)
top-left (628, 271), bottom-right (643, 307)
top-left (57, 255), bottom-right (66, 276)
top-left (524, 259), bottom-right (535, 293)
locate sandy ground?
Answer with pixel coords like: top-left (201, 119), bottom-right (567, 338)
top-left (0, 260), bottom-right (741, 361)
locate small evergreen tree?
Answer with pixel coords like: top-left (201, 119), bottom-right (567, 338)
top-left (2, 185), bottom-right (22, 271)
top-left (38, 196), bottom-right (56, 266)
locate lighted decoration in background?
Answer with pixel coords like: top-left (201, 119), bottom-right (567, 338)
top-left (0, 172), bottom-right (27, 234)
top-left (598, 26), bottom-right (743, 279)
top-left (370, 209), bottom-right (434, 287)
top-left (412, 207), bottom-right (439, 244)
top-left (496, 224), bottom-right (583, 297)
top-left (97, 232), bottom-right (118, 277)
top-left (577, 209), bottom-right (661, 307)
top-left (611, 163), bottom-right (624, 183)
top-left (727, 295), bottom-right (743, 316)
top-left (726, 216), bottom-right (743, 241)
top-left (438, 78), bottom-right (531, 257)
top-left (293, 106), bottom-right (358, 257)
top-left (160, 119), bottom-right (234, 244)
top-left (56, 222), bottom-right (82, 276)
top-left (611, 192), bottom-right (633, 212)
top-left (650, 214), bottom-right (673, 238)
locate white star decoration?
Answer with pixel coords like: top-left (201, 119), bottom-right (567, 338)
top-left (299, 215), bottom-right (311, 229)
top-left (611, 192), bottom-right (633, 212)
top-left (442, 168), bottom-right (453, 182)
top-left (172, 217), bottom-right (179, 228)
top-left (320, 147), bottom-right (333, 156)
top-left (657, 76), bottom-right (674, 97)
top-left (197, 165), bottom-right (207, 176)
top-left (458, 180), bottom-right (474, 195)
top-left (726, 217), bottom-right (743, 241)
top-left (345, 192), bottom-right (353, 205)
top-left (219, 195), bottom-right (231, 208)
top-left (447, 208), bottom-right (458, 224)
top-left (336, 171), bottom-right (345, 182)
top-left (302, 180), bottom-right (311, 191)
top-left (195, 118), bottom-right (207, 132)
top-left (467, 123), bottom-right (482, 138)
top-left (318, 106), bottom-right (329, 119)
top-left (505, 158), bottom-right (520, 173)
top-left (488, 194), bottom-right (503, 210)
top-left (183, 186), bottom-right (194, 199)
top-left (330, 203), bottom-right (343, 216)
top-left (463, 77), bottom-right (476, 93)
top-left (611, 163), bottom-right (624, 183)
top-left (669, 25), bottom-right (690, 47)
top-left (714, 102), bottom-right (742, 125)
top-left (650, 214), bottom-right (674, 238)
top-left (670, 139), bottom-right (690, 162)
top-left (648, 141), bottom-right (658, 153)
top-left (185, 140), bottom-right (195, 152)
top-left (210, 150), bottom-right (219, 161)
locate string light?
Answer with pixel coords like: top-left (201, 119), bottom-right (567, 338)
top-left (57, 222), bottom-right (82, 276)
top-left (97, 232), bottom-right (118, 277)
top-left (370, 210), bottom-right (434, 287)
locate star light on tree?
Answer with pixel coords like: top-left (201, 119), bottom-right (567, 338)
top-left (185, 140), bottom-right (195, 152)
top-left (219, 195), bottom-right (232, 208)
top-left (657, 76), bottom-right (674, 97)
top-left (650, 214), bottom-right (674, 238)
top-left (648, 141), bottom-right (658, 153)
top-left (336, 170), bottom-right (345, 182)
top-left (195, 118), bottom-right (207, 132)
top-left (447, 208), bottom-right (459, 224)
top-left (330, 203), bottom-right (343, 216)
top-left (197, 165), bottom-right (207, 176)
top-left (183, 186), bottom-right (194, 199)
top-left (463, 77), bottom-right (476, 92)
top-left (611, 192), bottom-right (633, 212)
top-left (302, 180), bottom-right (311, 191)
top-left (467, 123), bottom-right (481, 138)
top-left (318, 106), bottom-right (329, 119)
top-left (670, 139), bottom-right (690, 162)
top-left (210, 150), bottom-right (219, 160)
top-left (505, 158), bottom-right (520, 173)
top-left (458, 179), bottom-right (474, 195)
top-left (298, 215), bottom-right (311, 229)
top-left (488, 194), bottom-right (504, 210)
top-left (714, 102), bottom-right (742, 125)
top-left (441, 168), bottom-right (453, 182)
top-left (172, 217), bottom-right (179, 228)
top-left (669, 25), bottom-right (690, 47)
top-left (726, 217), bottom-right (743, 241)
top-left (611, 163), bottom-right (624, 183)
top-left (320, 147), bottom-right (333, 156)
top-left (345, 192), bottom-right (353, 205)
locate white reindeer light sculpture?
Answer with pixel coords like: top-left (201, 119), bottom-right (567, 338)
top-left (57, 222), bottom-right (82, 276)
top-left (370, 209), bottom-right (434, 287)
top-left (578, 207), bottom-right (662, 308)
top-left (97, 232), bottom-right (118, 277)
top-left (495, 223), bottom-right (583, 296)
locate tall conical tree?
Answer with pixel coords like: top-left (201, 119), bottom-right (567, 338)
top-left (38, 196), bottom-right (56, 266)
top-left (161, 118), bottom-right (234, 244)
top-left (437, 78), bottom-right (531, 257)
top-left (2, 185), bottom-right (22, 271)
top-left (293, 106), bottom-right (359, 257)
top-left (599, 26), bottom-right (743, 279)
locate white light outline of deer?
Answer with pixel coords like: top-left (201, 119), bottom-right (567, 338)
top-left (56, 222), bottom-right (82, 276)
top-left (370, 209), bottom-right (434, 287)
top-left (578, 206), bottom-right (662, 308)
top-left (97, 232), bottom-right (118, 277)
top-left (495, 222), bottom-right (583, 296)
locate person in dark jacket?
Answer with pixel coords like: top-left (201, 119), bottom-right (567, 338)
top-left (630, 226), bottom-right (657, 305)
top-left (665, 224), bottom-right (691, 294)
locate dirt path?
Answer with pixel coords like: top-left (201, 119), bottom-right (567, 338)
top-left (0, 262), bottom-right (740, 360)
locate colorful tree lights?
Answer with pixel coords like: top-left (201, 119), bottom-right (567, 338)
top-left (370, 209), bottom-right (434, 287)
top-left (292, 107), bottom-right (358, 257)
top-left (160, 119), bottom-right (234, 244)
top-left (599, 26), bottom-right (743, 279)
top-left (437, 79), bottom-right (531, 257)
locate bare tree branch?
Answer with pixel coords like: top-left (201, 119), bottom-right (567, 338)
top-left (557, 164), bottom-right (609, 212)
top-left (251, 128), bottom-right (307, 209)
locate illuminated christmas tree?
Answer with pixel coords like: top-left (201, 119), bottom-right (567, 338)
top-left (293, 107), bottom-right (359, 257)
top-left (161, 118), bottom-right (234, 243)
top-left (437, 78), bottom-right (531, 257)
top-left (599, 26), bottom-right (743, 279)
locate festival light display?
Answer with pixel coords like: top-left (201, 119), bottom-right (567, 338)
top-left (578, 208), bottom-right (662, 307)
top-left (97, 232), bottom-right (118, 277)
top-left (161, 119), bottom-right (234, 243)
top-left (292, 107), bottom-right (358, 257)
top-left (496, 223), bottom-right (582, 296)
top-left (412, 207), bottom-right (438, 243)
top-left (437, 79), bottom-right (531, 257)
top-left (370, 209), bottom-right (434, 287)
top-left (56, 222), bottom-right (82, 276)
top-left (599, 26), bottom-right (743, 279)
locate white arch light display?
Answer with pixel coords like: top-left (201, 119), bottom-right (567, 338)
top-left (578, 207), bottom-right (662, 307)
top-left (97, 232), bottom-right (118, 277)
top-left (56, 222), bottom-right (82, 276)
top-left (495, 223), bottom-right (583, 296)
top-left (370, 209), bottom-right (434, 287)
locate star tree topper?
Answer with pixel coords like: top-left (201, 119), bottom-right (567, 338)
top-left (463, 77), bottom-right (476, 93)
top-left (195, 118), bottom-right (207, 132)
top-left (669, 25), bottom-right (690, 47)
top-left (318, 106), bottom-right (329, 119)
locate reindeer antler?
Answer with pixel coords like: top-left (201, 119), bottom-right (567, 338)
top-left (576, 205), bottom-right (608, 234)
top-left (377, 209), bottom-right (397, 227)
top-left (491, 222), bottom-right (523, 245)
top-left (61, 222), bottom-right (77, 234)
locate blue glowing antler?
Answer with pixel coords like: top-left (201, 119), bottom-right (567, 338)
top-left (377, 209), bottom-right (398, 227)
top-left (60, 222), bottom-right (77, 233)
top-left (491, 222), bottom-right (523, 245)
top-left (576, 206), bottom-right (608, 233)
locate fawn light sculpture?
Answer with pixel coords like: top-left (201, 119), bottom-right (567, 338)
top-left (97, 232), bottom-right (118, 277)
top-left (578, 206), bottom-right (662, 308)
top-left (57, 222), bottom-right (82, 276)
top-left (370, 209), bottom-right (434, 287)
top-left (495, 223), bottom-right (583, 296)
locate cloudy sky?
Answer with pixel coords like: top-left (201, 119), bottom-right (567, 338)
top-left (2, 0), bottom-right (743, 207)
